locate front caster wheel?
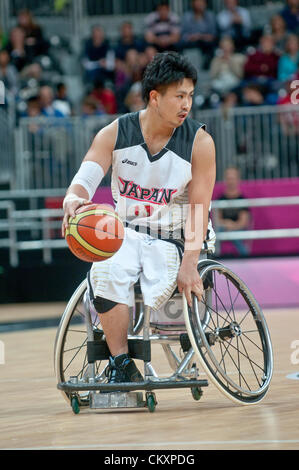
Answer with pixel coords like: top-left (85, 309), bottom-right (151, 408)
top-left (146, 393), bottom-right (157, 412)
top-left (71, 396), bottom-right (80, 414)
top-left (191, 386), bottom-right (203, 401)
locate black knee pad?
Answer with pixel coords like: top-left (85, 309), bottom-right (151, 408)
top-left (93, 296), bottom-right (118, 314)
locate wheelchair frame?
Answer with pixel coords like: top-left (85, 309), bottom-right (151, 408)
top-left (54, 257), bottom-right (273, 413)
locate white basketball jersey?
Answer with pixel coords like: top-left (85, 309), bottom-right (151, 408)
top-left (111, 111), bottom-right (215, 251)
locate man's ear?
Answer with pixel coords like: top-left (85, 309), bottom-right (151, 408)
top-left (149, 89), bottom-right (159, 107)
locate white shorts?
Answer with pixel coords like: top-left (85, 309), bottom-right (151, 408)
top-left (89, 227), bottom-right (181, 311)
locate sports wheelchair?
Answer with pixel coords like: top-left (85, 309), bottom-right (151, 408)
top-left (54, 255), bottom-right (273, 414)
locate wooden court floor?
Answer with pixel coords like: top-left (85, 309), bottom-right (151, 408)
top-left (0, 303), bottom-right (298, 450)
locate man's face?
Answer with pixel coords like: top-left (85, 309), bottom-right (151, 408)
top-left (260, 35), bottom-right (274, 53)
top-left (192, 0), bottom-right (206, 13)
top-left (225, 0), bottom-right (238, 10)
top-left (287, 0), bottom-right (299, 9)
top-left (224, 168), bottom-right (240, 190)
top-left (152, 78), bottom-right (194, 128)
top-left (157, 5), bottom-right (170, 21)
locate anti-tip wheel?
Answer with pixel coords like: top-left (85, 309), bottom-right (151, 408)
top-left (71, 396), bottom-right (80, 414)
top-left (146, 393), bottom-right (157, 412)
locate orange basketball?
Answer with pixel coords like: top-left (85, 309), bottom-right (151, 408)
top-left (65, 204), bottom-right (125, 262)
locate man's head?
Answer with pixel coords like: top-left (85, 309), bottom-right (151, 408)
top-left (27, 96), bottom-right (41, 117)
top-left (224, 167), bottom-right (241, 191)
top-left (142, 52), bottom-right (197, 126)
top-left (259, 34), bottom-right (275, 53)
top-left (0, 49), bottom-right (10, 67)
top-left (192, 0), bottom-right (207, 14)
top-left (91, 25), bottom-right (105, 45)
top-left (225, 0), bottom-right (238, 10)
top-left (120, 21), bottom-right (133, 39)
top-left (156, 0), bottom-right (170, 20)
top-left (39, 85), bottom-right (54, 107)
top-left (287, 0), bottom-right (299, 9)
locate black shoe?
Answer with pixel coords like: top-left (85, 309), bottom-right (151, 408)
top-left (105, 354), bottom-right (143, 391)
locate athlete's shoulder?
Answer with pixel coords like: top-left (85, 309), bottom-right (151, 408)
top-left (115, 111), bottom-right (143, 150)
top-left (191, 125), bottom-right (216, 165)
top-left (165, 116), bottom-right (206, 163)
top-left (184, 115), bottom-right (206, 132)
top-left (92, 117), bottom-right (118, 148)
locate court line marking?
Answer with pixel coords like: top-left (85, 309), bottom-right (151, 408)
top-left (7, 440), bottom-right (299, 450)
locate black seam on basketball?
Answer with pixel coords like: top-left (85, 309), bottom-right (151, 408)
top-left (68, 222), bottom-right (123, 239)
top-left (66, 233), bottom-right (107, 258)
top-left (68, 224), bottom-right (121, 253)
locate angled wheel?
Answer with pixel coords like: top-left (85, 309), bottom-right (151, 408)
top-left (183, 261), bottom-right (273, 405)
top-left (54, 279), bottom-right (144, 405)
top-left (54, 279), bottom-right (103, 405)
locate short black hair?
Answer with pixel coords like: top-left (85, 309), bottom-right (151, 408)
top-left (142, 51), bottom-right (197, 104)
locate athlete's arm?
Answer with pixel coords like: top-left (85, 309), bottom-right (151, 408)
top-left (177, 128), bottom-right (216, 306)
top-left (62, 119), bottom-right (118, 236)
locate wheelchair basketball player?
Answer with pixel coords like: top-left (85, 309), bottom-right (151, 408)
top-left (62, 51), bottom-right (216, 387)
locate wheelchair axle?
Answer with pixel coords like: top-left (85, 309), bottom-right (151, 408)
top-left (206, 321), bottom-right (242, 345)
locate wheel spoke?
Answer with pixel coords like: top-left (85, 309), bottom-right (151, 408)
top-left (239, 336), bottom-right (263, 387)
top-left (216, 338), bottom-right (252, 391)
top-left (63, 337), bottom-right (88, 374)
top-left (222, 338), bottom-right (265, 374)
top-left (241, 331), bottom-right (264, 353)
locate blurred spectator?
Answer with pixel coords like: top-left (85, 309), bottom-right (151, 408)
top-left (277, 79), bottom-right (299, 136)
top-left (180, 0), bottom-right (217, 67)
top-left (216, 166), bottom-right (251, 256)
top-left (0, 49), bottom-right (19, 96)
top-left (269, 14), bottom-right (289, 54)
top-left (217, 0), bottom-right (251, 50)
top-left (124, 48), bottom-right (144, 84)
top-left (144, 0), bottom-right (181, 52)
top-left (39, 85), bottom-right (65, 117)
top-left (124, 82), bottom-right (145, 112)
top-left (244, 34), bottom-right (279, 82)
top-left (114, 48), bottom-right (145, 108)
top-left (114, 21), bottom-right (144, 61)
top-left (221, 91), bottom-right (239, 118)
top-left (81, 25), bottom-right (114, 83)
top-left (139, 46), bottom-right (158, 75)
top-left (241, 83), bottom-right (265, 106)
top-left (22, 95), bottom-right (42, 135)
top-left (115, 45), bottom-right (157, 113)
top-left (16, 8), bottom-right (49, 60)
top-left (6, 26), bottom-right (30, 72)
top-left (20, 61), bottom-right (44, 86)
top-left (81, 96), bottom-right (105, 117)
top-left (53, 82), bottom-right (73, 117)
top-left (25, 95), bottom-right (41, 117)
top-left (210, 36), bottom-right (246, 95)
top-left (280, 0), bottom-right (299, 33)
top-left (277, 34), bottom-right (299, 82)
top-left (89, 79), bottom-right (117, 114)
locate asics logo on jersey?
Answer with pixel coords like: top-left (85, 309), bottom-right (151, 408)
top-left (119, 177), bottom-right (177, 205)
top-left (122, 158), bottom-right (137, 166)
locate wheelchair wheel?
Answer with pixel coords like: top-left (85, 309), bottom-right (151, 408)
top-left (54, 279), bottom-right (101, 404)
top-left (183, 261), bottom-right (273, 405)
top-left (54, 279), bottom-right (144, 404)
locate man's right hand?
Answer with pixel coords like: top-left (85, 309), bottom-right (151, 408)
top-left (61, 195), bottom-right (92, 238)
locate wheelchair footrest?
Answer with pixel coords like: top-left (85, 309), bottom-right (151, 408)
top-left (57, 378), bottom-right (208, 393)
top-left (90, 391), bottom-right (145, 409)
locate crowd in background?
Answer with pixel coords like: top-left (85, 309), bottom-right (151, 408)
top-left (0, 0), bottom-right (299, 120)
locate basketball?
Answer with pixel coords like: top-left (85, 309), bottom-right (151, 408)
top-left (65, 203), bottom-right (125, 262)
